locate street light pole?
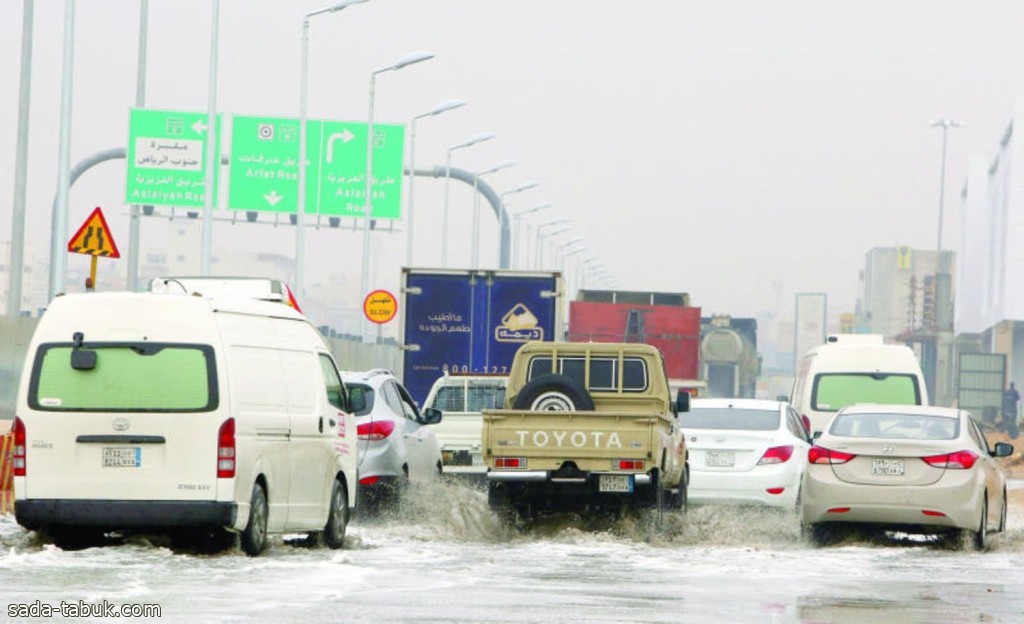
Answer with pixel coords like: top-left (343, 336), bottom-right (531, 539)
top-left (513, 202), bottom-right (552, 269)
top-left (362, 50), bottom-right (435, 342)
top-left (535, 224), bottom-right (569, 269)
top-left (442, 131), bottom-right (494, 266)
top-left (406, 99), bottom-right (465, 267)
top-left (472, 159), bottom-right (515, 267)
top-left (298, 0), bottom-right (368, 299)
top-left (498, 180), bottom-right (540, 267)
top-left (929, 118), bottom-right (962, 254)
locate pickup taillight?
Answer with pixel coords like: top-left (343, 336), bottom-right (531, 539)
top-left (494, 457), bottom-right (525, 469)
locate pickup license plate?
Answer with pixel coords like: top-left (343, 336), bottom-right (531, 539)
top-left (705, 451), bottom-right (735, 467)
top-left (871, 458), bottom-right (904, 476)
top-left (103, 447), bottom-right (141, 468)
top-left (599, 474), bottom-right (633, 493)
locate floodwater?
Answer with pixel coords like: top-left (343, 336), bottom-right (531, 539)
top-left (2, 480), bottom-right (1024, 623)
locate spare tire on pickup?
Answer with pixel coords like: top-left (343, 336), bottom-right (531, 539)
top-left (512, 374), bottom-right (594, 411)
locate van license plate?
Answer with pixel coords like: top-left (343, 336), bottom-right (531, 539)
top-left (599, 475), bottom-right (633, 493)
top-left (103, 447), bottom-right (141, 468)
top-left (871, 459), bottom-right (904, 476)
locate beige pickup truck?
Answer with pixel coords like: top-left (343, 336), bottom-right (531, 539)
top-left (482, 341), bottom-right (690, 519)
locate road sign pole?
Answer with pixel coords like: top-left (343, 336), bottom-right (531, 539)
top-left (127, 0), bottom-right (149, 292)
top-left (200, 0), bottom-right (220, 276)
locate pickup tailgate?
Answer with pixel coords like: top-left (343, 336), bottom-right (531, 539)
top-left (482, 409), bottom-right (660, 473)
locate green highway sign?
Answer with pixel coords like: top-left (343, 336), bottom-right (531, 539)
top-left (227, 115), bottom-right (309, 213)
top-left (315, 120), bottom-right (404, 219)
top-left (125, 108), bottom-right (221, 207)
top-left (228, 115), bottom-right (404, 219)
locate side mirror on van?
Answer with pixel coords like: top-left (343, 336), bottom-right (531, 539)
top-left (420, 407), bottom-right (443, 425)
top-left (675, 390), bottom-right (690, 415)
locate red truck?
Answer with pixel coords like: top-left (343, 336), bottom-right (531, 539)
top-left (567, 290), bottom-right (703, 393)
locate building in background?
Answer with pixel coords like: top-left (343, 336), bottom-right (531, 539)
top-left (957, 96), bottom-right (1024, 419)
top-left (854, 246), bottom-right (956, 406)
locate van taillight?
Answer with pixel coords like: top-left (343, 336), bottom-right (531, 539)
top-left (13, 417), bottom-right (26, 477)
top-left (357, 420), bottom-right (395, 441)
top-left (217, 418), bottom-right (236, 478)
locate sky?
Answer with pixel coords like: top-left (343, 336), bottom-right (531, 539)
top-left (3, 0), bottom-right (1024, 332)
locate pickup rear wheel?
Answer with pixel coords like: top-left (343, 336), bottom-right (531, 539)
top-left (512, 374), bottom-right (594, 411)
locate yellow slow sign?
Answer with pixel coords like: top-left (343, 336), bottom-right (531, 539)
top-left (363, 289), bottom-right (398, 325)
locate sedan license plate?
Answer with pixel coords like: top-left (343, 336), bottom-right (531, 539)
top-left (102, 447), bottom-right (141, 468)
top-left (599, 474), bottom-right (633, 493)
top-left (705, 451), bottom-right (735, 467)
top-left (871, 458), bottom-right (905, 476)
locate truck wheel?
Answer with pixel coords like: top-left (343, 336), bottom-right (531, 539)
top-left (512, 374), bottom-right (594, 411)
top-left (241, 483), bottom-right (269, 557)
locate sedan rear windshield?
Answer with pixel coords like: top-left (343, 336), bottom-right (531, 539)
top-left (29, 343), bottom-right (217, 412)
top-left (830, 413), bottom-right (959, 440)
top-left (812, 373), bottom-right (921, 412)
top-left (680, 408), bottom-right (779, 431)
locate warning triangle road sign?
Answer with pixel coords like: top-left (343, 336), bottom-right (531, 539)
top-left (67, 207), bottom-right (121, 258)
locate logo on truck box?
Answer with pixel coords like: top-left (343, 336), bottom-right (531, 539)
top-left (495, 303), bottom-right (544, 343)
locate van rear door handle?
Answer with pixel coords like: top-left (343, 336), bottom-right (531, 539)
top-left (319, 417), bottom-right (324, 433)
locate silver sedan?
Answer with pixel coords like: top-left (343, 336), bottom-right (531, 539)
top-left (802, 404), bottom-right (1014, 549)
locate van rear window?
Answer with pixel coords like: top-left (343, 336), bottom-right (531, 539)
top-left (29, 343), bottom-right (217, 412)
top-left (811, 373), bottom-right (920, 413)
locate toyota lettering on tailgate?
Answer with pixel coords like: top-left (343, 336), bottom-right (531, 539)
top-left (514, 430), bottom-right (625, 449)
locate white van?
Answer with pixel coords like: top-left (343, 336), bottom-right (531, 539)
top-left (12, 291), bottom-right (357, 556)
top-left (423, 373), bottom-right (507, 475)
top-left (791, 334), bottom-right (928, 436)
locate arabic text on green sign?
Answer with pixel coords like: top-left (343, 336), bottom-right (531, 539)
top-left (125, 108), bottom-right (220, 208)
top-left (227, 116), bottom-right (404, 219)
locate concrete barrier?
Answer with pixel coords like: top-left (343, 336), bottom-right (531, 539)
top-left (0, 432), bottom-right (13, 515)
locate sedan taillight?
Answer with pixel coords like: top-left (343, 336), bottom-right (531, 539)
top-left (757, 445), bottom-right (794, 465)
top-left (808, 445), bottom-right (856, 465)
top-left (921, 450), bottom-right (978, 470)
top-left (357, 420), bottom-right (395, 441)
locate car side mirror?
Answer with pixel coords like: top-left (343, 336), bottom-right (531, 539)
top-left (812, 431), bottom-right (823, 441)
top-left (421, 407), bottom-right (443, 425)
top-left (993, 441), bottom-right (1014, 458)
top-left (675, 390), bottom-right (690, 414)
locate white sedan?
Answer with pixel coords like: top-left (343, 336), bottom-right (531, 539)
top-left (802, 404), bottom-right (1014, 549)
top-left (680, 399), bottom-right (812, 508)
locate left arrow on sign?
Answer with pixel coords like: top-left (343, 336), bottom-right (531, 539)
top-left (191, 119), bottom-right (208, 136)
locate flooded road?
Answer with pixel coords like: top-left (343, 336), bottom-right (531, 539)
top-left (2, 479), bottom-right (1024, 623)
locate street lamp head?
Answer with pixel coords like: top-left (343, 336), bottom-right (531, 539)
top-left (453, 132), bottom-right (494, 151)
top-left (430, 99), bottom-right (465, 116)
top-left (544, 225), bottom-right (570, 238)
top-left (381, 50), bottom-right (435, 73)
top-left (307, 0), bottom-right (368, 18)
top-left (512, 180), bottom-right (540, 194)
top-left (529, 201), bottom-right (554, 213)
top-left (480, 159), bottom-right (516, 176)
top-left (928, 119), bottom-right (963, 129)
top-left (561, 237), bottom-right (584, 248)
top-left (541, 216), bottom-right (570, 227)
